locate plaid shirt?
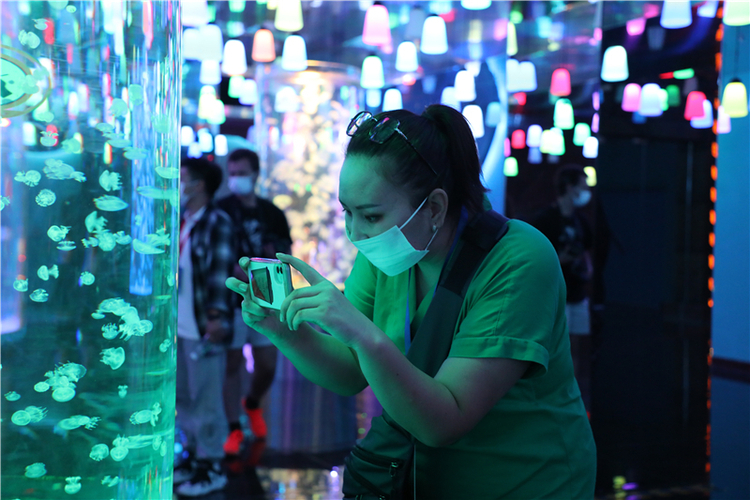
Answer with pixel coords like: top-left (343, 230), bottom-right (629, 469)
top-left (186, 201), bottom-right (236, 343)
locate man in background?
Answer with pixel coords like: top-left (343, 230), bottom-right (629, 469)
top-left (175, 158), bottom-right (236, 496)
top-left (532, 164), bottom-right (594, 408)
top-left (217, 148), bottom-right (292, 456)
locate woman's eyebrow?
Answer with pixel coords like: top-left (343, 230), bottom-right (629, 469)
top-left (339, 200), bottom-right (382, 210)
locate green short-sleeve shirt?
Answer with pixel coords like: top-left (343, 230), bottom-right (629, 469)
top-left (344, 219), bottom-right (597, 499)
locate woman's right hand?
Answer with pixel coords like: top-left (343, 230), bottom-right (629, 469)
top-left (225, 258), bottom-right (289, 338)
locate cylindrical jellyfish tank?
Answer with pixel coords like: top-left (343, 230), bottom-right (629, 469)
top-left (1, 1), bottom-right (181, 499)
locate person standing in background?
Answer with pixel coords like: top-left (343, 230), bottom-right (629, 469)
top-left (531, 164), bottom-right (594, 409)
top-left (175, 158), bottom-right (236, 497)
top-left (217, 148), bottom-right (292, 456)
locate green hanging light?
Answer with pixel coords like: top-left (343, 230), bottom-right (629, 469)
top-left (504, 157), bottom-right (519, 177)
top-left (722, 79), bottom-right (748, 118)
top-left (573, 123), bottom-right (591, 146)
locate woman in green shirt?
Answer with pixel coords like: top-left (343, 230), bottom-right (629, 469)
top-left (227, 104), bottom-right (596, 498)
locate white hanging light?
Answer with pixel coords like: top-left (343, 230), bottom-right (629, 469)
top-left (440, 86), bottom-right (459, 110)
top-left (517, 61), bottom-right (538, 92)
top-left (690, 99), bottom-right (713, 129)
top-left (506, 59), bottom-right (521, 93)
top-left (181, 125), bottom-right (195, 145)
top-left (215, 134), bottom-right (229, 156)
top-left (182, 28), bottom-right (202, 60)
top-left (461, 0), bottom-right (491, 10)
top-left (716, 106), bottom-right (732, 134)
top-left (660, 0), bottom-right (692, 29)
top-left (221, 40), bottom-right (248, 76)
top-left (366, 88), bottom-right (382, 108)
top-left (360, 55), bottom-right (385, 89)
top-left (485, 101), bottom-right (502, 127)
top-left (723, 0), bottom-right (750, 26)
top-left (454, 70), bottom-right (476, 102)
top-left (638, 83), bottom-right (664, 116)
top-left (697, 0), bottom-right (719, 18)
top-left (274, 85), bottom-right (299, 113)
top-left (395, 41), bottom-right (418, 72)
top-left (582, 136), bottom-right (599, 158)
top-left (526, 124), bottom-right (543, 147)
top-left (382, 88), bottom-right (403, 111)
top-left (198, 24), bottom-right (224, 61)
top-left (281, 35), bottom-right (308, 71)
top-left (182, 0), bottom-right (209, 27)
top-left (239, 79), bottom-right (258, 105)
top-left (197, 129), bottom-right (214, 152)
top-left (462, 105), bottom-right (485, 138)
top-left (275, 0), bottom-right (304, 32)
top-left (601, 45), bottom-right (629, 82)
top-left (199, 60), bottom-right (222, 85)
top-left (421, 15), bottom-right (448, 54)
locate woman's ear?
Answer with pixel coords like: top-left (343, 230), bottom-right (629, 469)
top-left (428, 188), bottom-right (449, 228)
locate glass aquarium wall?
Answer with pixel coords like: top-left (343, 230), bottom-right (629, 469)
top-left (1, 1), bottom-right (181, 499)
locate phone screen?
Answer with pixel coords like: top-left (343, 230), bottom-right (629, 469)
top-left (250, 267), bottom-right (273, 304)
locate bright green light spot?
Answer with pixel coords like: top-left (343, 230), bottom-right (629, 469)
top-left (673, 68), bottom-right (694, 80)
top-left (667, 85), bottom-right (681, 107)
top-left (510, 10), bottom-right (524, 24)
top-left (504, 157), bottom-right (519, 177)
top-left (229, 0), bottom-right (246, 13)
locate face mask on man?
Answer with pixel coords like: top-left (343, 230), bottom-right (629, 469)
top-left (347, 197), bottom-right (438, 276)
top-left (228, 175), bottom-right (255, 195)
top-left (572, 189), bottom-right (592, 207)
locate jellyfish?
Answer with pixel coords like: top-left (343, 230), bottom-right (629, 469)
top-left (99, 171), bottom-right (122, 192)
top-left (0, 195), bottom-right (9, 210)
top-left (13, 279), bottom-right (28, 292)
top-left (159, 339), bottom-right (171, 352)
top-left (5, 391), bottom-right (21, 401)
top-left (64, 476), bottom-right (82, 495)
top-left (40, 131), bottom-right (58, 147)
top-left (102, 323), bottom-right (118, 340)
top-left (58, 362), bottom-right (87, 381)
top-left (97, 231), bottom-right (117, 251)
top-left (58, 415), bottom-right (99, 430)
top-left (52, 386), bottom-right (76, 402)
top-left (79, 272), bottom-right (95, 286)
top-left (84, 211), bottom-right (108, 233)
top-left (44, 159), bottom-right (86, 182)
top-left (100, 347), bottom-right (125, 370)
top-left (118, 385), bottom-right (128, 398)
top-left (94, 195), bottom-right (128, 211)
top-left (11, 410), bottom-right (31, 426)
top-left (160, 441), bottom-right (168, 457)
top-left (110, 446), bottom-right (128, 461)
top-left (102, 476), bottom-right (120, 487)
top-left (130, 402), bottom-right (161, 426)
top-left (47, 225), bottom-right (71, 242)
top-left (61, 137), bottom-right (82, 154)
top-left (152, 114), bottom-right (170, 133)
top-left (19, 30), bottom-right (41, 49)
top-left (14, 170), bottom-right (42, 187)
top-left (132, 239), bottom-right (165, 255)
top-left (37, 265), bottom-right (59, 281)
top-left (152, 435), bottom-right (163, 451)
top-left (109, 98), bottom-right (128, 117)
top-left (57, 241), bottom-right (76, 251)
top-left (34, 381), bottom-right (50, 392)
top-left (24, 463), bottom-right (47, 478)
top-left (36, 110), bottom-right (54, 123)
top-left (129, 84), bottom-right (144, 106)
top-left (155, 166), bottom-right (180, 179)
top-left (35, 189), bottom-right (56, 207)
top-left (95, 123), bottom-right (114, 133)
top-left (34, 18), bottom-right (48, 29)
top-left (30, 289), bottom-right (49, 302)
top-left (81, 237), bottom-right (99, 248)
top-left (66, 4), bottom-right (76, 12)
top-left (124, 147), bottom-right (147, 160)
top-left (104, 133), bottom-right (131, 148)
top-left (114, 231), bottom-right (132, 245)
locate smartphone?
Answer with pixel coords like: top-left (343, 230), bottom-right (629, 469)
top-left (248, 258), bottom-right (293, 310)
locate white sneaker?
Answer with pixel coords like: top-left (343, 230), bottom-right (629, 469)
top-left (172, 458), bottom-right (194, 485)
top-left (175, 460), bottom-right (227, 497)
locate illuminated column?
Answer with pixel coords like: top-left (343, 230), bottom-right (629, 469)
top-left (0, 2), bottom-right (181, 499)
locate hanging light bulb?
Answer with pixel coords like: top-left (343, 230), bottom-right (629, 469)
top-left (506, 59), bottom-right (521, 93)
top-left (659, 88), bottom-right (669, 110)
top-left (584, 166), bottom-right (597, 187)
top-left (198, 129), bottom-right (214, 152)
top-left (723, 0), bottom-right (750, 26)
top-left (638, 83), bottom-right (664, 116)
top-left (667, 84), bottom-right (681, 107)
top-left (511, 129), bottom-right (526, 149)
top-left (274, 86), bottom-right (299, 113)
top-left (539, 129), bottom-right (553, 154)
top-left (362, 3), bottom-right (392, 46)
top-left (281, 35), bottom-right (308, 71)
top-left (553, 99), bottom-right (575, 129)
top-left (716, 106), bottom-right (732, 134)
top-left (275, 0), bottom-right (304, 32)
top-left (252, 29), bottom-right (276, 62)
top-left (684, 91), bottom-right (707, 119)
top-left (360, 55), bottom-right (384, 89)
top-left (440, 87), bottom-right (459, 110)
top-left (239, 79), bottom-right (258, 105)
top-left (660, 0), bottom-right (692, 29)
top-left (454, 70), bottom-right (476, 102)
top-left (22, 122), bottom-right (37, 146)
top-left (461, 0), bottom-right (491, 10)
top-left (181, 126), bottom-right (195, 145)
top-left (528, 147), bottom-right (542, 164)
top-left (187, 142), bottom-right (203, 158)
top-left (182, 28), bottom-right (202, 60)
top-left (382, 88), bottom-right (403, 111)
top-left (405, 6), bottom-right (427, 39)
top-left (698, 0), bottom-right (719, 18)
top-left (486, 101), bottom-right (502, 127)
top-left (215, 134), bottom-right (229, 156)
top-left (207, 99), bottom-right (227, 125)
top-left (621, 83), bottom-right (641, 112)
top-left (582, 136), bottom-right (598, 158)
top-left (197, 24), bottom-right (224, 61)
top-left (627, 17), bottom-right (646, 36)
top-left (182, 0), bottom-right (210, 27)
top-left (550, 69), bottom-right (571, 97)
top-left (465, 61), bottom-right (482, 77)
top-left (366, 88), bottom-right (382, 108)
top-left (228, 76), bottom-right (245, 98)
top-left (229, 1), bottom-right (246, 13)
top-left (526, 125), bottom-right (543, 147)
top-left (690, 99), bottom-right (713, 128)
top-left (199, 60), bottom-right (221, 85)
top-left (395, 41), bottom-right (418, 72)
top-left (548, 128), bottom-right (565, 156)
top-left (592, 113), bottom-right (599, 133)
top-left (601, 45), bottom-right (629, 82)
top-left (721, 79), bottom-right (748, 118)
top-left (421, 15), bottom-right (448, 54)
top-left (506, 22), bottom-right (518, 56)
top-left (517, 61), bottom-right (538, 92)
top-left (573, 123), bottom-right (591, 146)
top-left (504, 138), bottom-right (511, 157)
top-left (221, 40), bottom-right (248, 76)
top-left (504, 157), bottom-right (519, 177)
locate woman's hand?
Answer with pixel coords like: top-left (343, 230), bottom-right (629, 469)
top-left (225, 257), bottom-right (288, 338)
top-left (277, 253), bottom-right (375, 349)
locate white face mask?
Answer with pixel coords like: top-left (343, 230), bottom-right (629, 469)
top-left (573, 189), bottom-right (592, 207)
top-left (347, 197), bottom-right (438, 276)
top-left (228, 175), bottom-right (255, 195)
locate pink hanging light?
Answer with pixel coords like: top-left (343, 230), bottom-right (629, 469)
top-left (684, 91), bottom-right (707, 119)
top-left (511, 129), bottom-right (526, 149)
top-left (550, 68), bottom-right (571, 96)
top-left (251, 29), bottom-right (276, 62)
top-left (622, 83), bottom-right (642, 112)
top-left (362, 3), bottom-right (392, 46)
top-left (627, 17), bottom-right (646, 36)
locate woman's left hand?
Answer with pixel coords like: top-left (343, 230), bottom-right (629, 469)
top-left (277, 253), bottom-right (374, 348)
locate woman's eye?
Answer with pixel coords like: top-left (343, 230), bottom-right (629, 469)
top-left (364, 215), bottom-right (381, 223)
